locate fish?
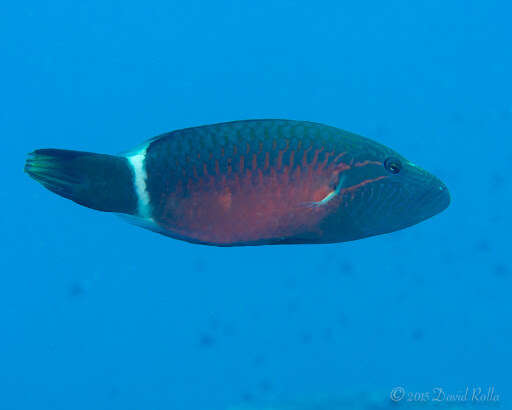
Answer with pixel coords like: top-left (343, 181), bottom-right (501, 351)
top-left (25, 119), bottom-right (450, 246)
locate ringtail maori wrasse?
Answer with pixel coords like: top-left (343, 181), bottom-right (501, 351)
top-left (25, 119), bottom-right (450, 246)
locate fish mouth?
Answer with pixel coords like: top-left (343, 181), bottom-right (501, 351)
top-left (436, 181), bottom-right (451, 211)
top-left (405, 160), bottom-right (451, 221)
top-left (415, 178), bottom-right (451, 222)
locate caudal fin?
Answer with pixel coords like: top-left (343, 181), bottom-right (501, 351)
top-left (25, 149), bottom-right (137, 214)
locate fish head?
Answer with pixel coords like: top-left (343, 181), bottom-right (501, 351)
top-left (323, 137), bottom-right (451, 241)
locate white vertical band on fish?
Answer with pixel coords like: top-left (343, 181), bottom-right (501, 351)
top-left (126, 143), bottom-right (153, 220)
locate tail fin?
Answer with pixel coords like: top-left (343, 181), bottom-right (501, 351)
top-left (25, 149), bottom-right (137, 214)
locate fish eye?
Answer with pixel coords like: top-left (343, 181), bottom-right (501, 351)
top-left (384, 157), bottom-right (402, 174)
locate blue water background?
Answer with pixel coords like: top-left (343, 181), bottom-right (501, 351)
top-left (1, 1), bottom-right (511, 409)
